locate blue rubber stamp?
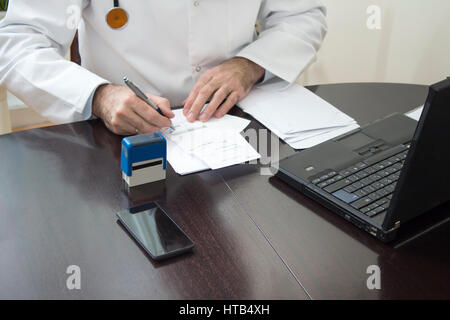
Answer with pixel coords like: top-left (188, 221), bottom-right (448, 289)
top-left (121, 133), bottom-right (167, 187)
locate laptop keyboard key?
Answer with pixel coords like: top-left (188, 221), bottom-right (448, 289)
top-left (366, 175), bottom-right (379, 183)
top-left (339, 169), bottom-right (352, 177)
top-left (376, 189), bottom-right (389, 197)
top-left (325, 177), bottom-right (338, 185)
top-left (363, 167), bottom-right (377, 174)
top-left (373, 163), bottom-right (385, 171)
top-left (362, 185), bottom-right (376, 193)
top-left (376, 198), bottom-right (388, 206)
top-left (368, 203), bottom-right (379, 210)
top-left (393, 162), bottom-right (403, 170)
top-left (351, 196), bottom-right (373, 209)
top-left (354, 189), bottom-right (368, 197)
top-left (348, 166), bottom-right (360, 173)
top-left (360, 206), bottom-right (372, 214)
top-left (332, 190), bottom-right (360, 204)
top-left (355, 162), bottom-right (367, 169)
top-left (351, 182), bottom-right (365, 190)
top-left (379, 170), bottom-right (391, 177)
top-left (324, 178), bottom-right (353, 193)
top-left (318, 181), bottom-right (328, 188)
top-left (388, 156), bottom-right (400, 163)
top-left (371, 182), bottom-right (383, 190)
top-left (344, 185), bottom-right (357, 193)
top-left (356, 171), bottom-right (369, 179)
top-left (371, 173), bottom-right (382, 180)
top-left (367, 206), bottom-right (385, 217)
top-left (368, 193), bottom-right (381, 201)
top-left (381, 159), bottom-right (393, 167)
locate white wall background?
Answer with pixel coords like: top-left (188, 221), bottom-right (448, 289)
top-left (1, 1), bottom-right (450, 132)
top-left (299, 0), bottom-right (450, 86)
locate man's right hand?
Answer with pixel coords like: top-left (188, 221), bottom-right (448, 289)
top-left (92, 84), bottom-right (174, 135)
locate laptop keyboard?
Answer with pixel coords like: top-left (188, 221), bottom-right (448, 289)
top-left (311, 148), bottom-right (409, 218)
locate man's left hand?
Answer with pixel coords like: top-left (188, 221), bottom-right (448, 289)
top-left (183, 57), bottom-right (265, 122)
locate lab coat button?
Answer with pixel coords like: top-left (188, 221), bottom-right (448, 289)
top-left (195, 66), bottom-right (202, 72)
top-left (194, 1), bottom-right (200, 7)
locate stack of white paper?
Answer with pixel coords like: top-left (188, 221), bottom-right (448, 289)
top-left (405, 105), bottom-right (424, 121)
top-left (238, 80), bottom-right (359, 149)
top-left (162, 109), bottom-right (260, 175)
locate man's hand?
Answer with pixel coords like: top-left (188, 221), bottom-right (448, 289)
top-left (183, 57), bottom-right (265, 122)
top-left (92, 84), bottom-right (174, 135)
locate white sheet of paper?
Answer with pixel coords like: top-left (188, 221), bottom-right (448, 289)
top-left (289, 123), bottom-right (360, 149)
top-left (162, 109), bottom-right (257, 175)
top-left (275, 122), bottom-right (356, 144)
top-left (237, 79), bottom-right (359, 149)
top-left (405, 105), bottom-right (424, 121)
top-left (173, 130), bottom-right (260, 170)
top-left (165, 137), bottom-right (209, 175)
top-left (238, 80), bottom-right (356, 133)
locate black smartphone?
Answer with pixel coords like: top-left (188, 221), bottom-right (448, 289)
top-left (117, 202), bottom-right (194, 261)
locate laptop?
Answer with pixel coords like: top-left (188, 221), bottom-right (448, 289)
top-left (275, 78), bottom-right (450, 242)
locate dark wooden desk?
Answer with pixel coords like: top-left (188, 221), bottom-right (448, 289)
top-left (0, 83), bottom-right (448, 299)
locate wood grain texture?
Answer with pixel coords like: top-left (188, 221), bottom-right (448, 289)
top-left (1, 83), bottom-right (448, 300)
top-left (220, 83), bottom-right (450, 299)
top-left (0, 120), bottom-right (306, 299)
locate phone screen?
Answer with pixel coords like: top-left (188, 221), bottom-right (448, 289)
top-left (117, 202), bottom-right (194, 260)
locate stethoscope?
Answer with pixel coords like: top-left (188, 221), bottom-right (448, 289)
top-left (106, 0), bottom-right (128, 29)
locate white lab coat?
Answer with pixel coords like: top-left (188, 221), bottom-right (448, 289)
top-left (0, 0), bottom-right (327, 124)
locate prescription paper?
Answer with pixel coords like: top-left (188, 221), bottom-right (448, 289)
top-left (162, 109), bottom-right (260, 175)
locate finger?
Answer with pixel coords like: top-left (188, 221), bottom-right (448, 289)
top-left (131, 99), bottom-right (172, 128)
top-left (183, 71), bottom-right (213, 115)
top-left (214, 91), bottom-right (239, 118)
top-left (111, 119), bottom-right (136, 136)
top-left (121, 122), bottom-right (139, 135)
top-left (199, 87), bottom-right (229, 122)
top-left (119, 107), bottom-right (160, 134)
top-left (183, 103), bottom-right (190, 116)
top-left (184, 74), bottom-right (211, 110)
top-left (148, 94), bottom-right (175, 118)
top-left (187, 81), bottom-right (218, 122)
top-left (128, 114), bottom-right (160, 134)
top-left (182, 101), bottom-right (189, 116)
top-left (108, 111), bottom-right (138, 135)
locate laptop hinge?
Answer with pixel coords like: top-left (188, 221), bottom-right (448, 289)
top-left (387, 220), bottom-right (401, 232)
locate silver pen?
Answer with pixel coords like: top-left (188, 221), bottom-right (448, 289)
top-left (123, 76), bottom-right (175, 131)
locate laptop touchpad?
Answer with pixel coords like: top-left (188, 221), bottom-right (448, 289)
top-left (336, 132), bottom-right (375, 151)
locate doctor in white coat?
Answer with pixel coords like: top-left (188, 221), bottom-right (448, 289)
top-left (0, 0), bottom-right (327, 135)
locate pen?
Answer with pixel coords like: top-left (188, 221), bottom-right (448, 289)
top-left (123, 76), bottom-right (174, 131)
